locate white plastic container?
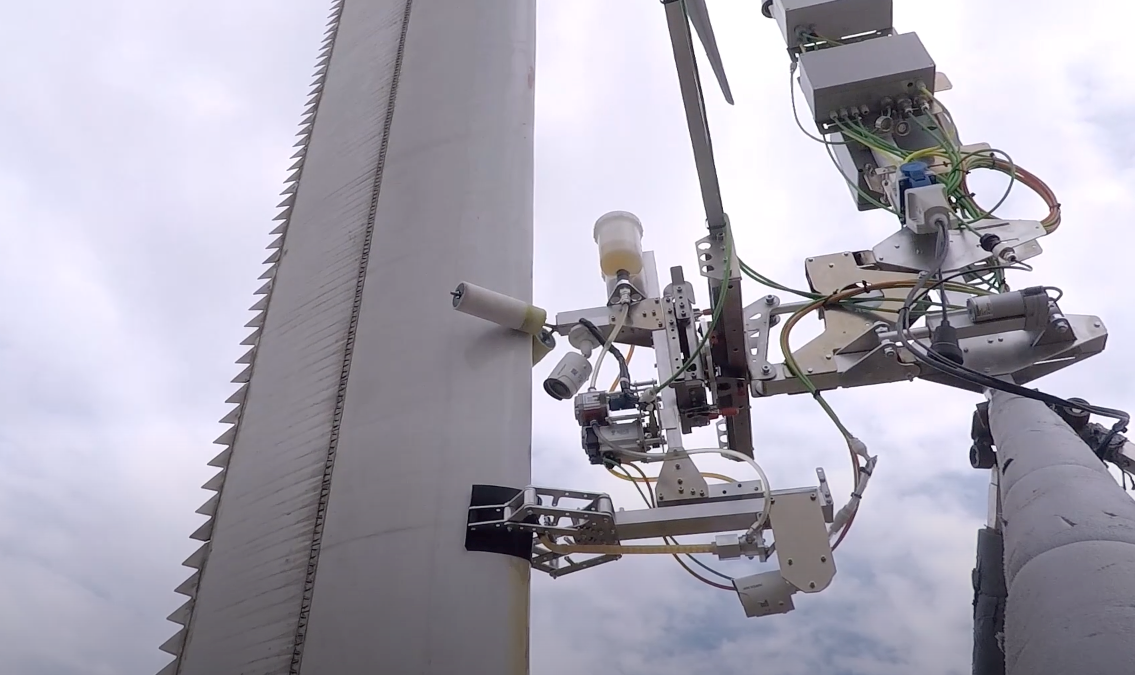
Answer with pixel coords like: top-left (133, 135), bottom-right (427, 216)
top-left (593, 211), bottom-right (645, 282)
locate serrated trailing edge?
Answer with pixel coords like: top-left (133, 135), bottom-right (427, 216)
top-left (160, 2), bottom-right (349, 673)
top-left (159, 629), bottom-right (187, 656)
top-left (182, 544), bottom-right (209, 569)
top-left (174, 572), bottom-right (200, 597)
top-left (195, 494), bottom-right (220, 516)
top-left (288, 1), bottom-right (413, 672)
top-left (201, 471), bottom-right (225, 492)
top-left (207, 447), bottom-right (231, 469)
top-left (167, 600), bottom-right (194, 626)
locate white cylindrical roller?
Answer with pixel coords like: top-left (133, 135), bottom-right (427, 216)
top-left (452, 281), bottom-right (546, 336)
top-left (593, 211), bottom-right (644, 282)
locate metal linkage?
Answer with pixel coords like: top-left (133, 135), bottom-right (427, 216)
top-left (553, 250), bottom-right (758, 461)
top-left (744, 249), bottom-right (1107, 397)
top-left (697, 231), bottom-right (755, 457)
top-left (466, 470), bottom-right (837, 614)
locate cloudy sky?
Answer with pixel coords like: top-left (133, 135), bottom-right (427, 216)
top-left (1, 1), bottom-right (1133, 674)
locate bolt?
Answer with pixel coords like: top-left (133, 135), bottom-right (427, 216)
top-left (821, 556), bottom-right (828, 563)
top-left (677, 478), bottom-right (684, 485)
top-left (894, 243), bottom-right (900, 249)
top-left (699, 490), bottom-right (705, 497)
top-left (997, 337), bottom-right (1004, 343)
top-left (828, 263), bottom-right (835, 268)
top-left (807, 258), bottom-right (814, 263)
top-left (809, 582), bottom-right (817, 589)
top-left (787, 558), bottom-right (794, 566)
top-left (810, 493), bottom-right (817, 500)
top-left (1094, 321), bottom-right (1102, 328)
top-left (825, 354), bottom-right (832, 360)
top-left (884, 346), bottom-right (896, 358)
top-left (675, 463), bottom-right (681, 470)
top-left (807, 367), bottom-right (813, 373)
top-left (678, 487), bottom-right (685, 494)
top-left (1056, 322), bottom-right (1070, 333)
top-left (761, 365), bottom-right (772, 374)
top-left (987, 338), bottom-right (995, 344)
top-left (765, 295), bottom-right (776, 305)
top-left (878, 256), bottom-right (885, 261)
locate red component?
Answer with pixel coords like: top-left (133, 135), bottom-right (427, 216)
top-left (720, 407), bottom-right (740, 417)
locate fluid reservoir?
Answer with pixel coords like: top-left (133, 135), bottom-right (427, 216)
top-left (593, 211), bottom-right (645, 290)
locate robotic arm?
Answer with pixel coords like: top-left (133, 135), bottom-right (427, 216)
top-left (452, 0), bottom-right (1120, 620)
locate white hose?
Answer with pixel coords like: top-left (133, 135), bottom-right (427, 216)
top-left (588, 304), bottom-right (629, 390)
top-left (618, 447), bottom-right (772, 534)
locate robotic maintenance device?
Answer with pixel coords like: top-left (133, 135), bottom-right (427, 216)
top-left (451, 0), bottom-right (1132, 619)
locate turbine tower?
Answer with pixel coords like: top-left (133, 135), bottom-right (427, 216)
top-left (157, 2), bottom-right (537, 673)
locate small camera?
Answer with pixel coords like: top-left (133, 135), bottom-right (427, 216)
top-left (543, 351), bottom-right (593, 401)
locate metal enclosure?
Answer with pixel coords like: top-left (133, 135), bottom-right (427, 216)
top-left (159, 1), bottom-right (537, 674)
top-left (770, 0), bottom-right (893, 47)
top-left (797, 32), bottom-right (935, 122)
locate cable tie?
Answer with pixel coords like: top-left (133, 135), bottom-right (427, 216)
top-left (859, 466), bottom-right (873, 477)
top-left (850, 491), bottom-right (863, 500)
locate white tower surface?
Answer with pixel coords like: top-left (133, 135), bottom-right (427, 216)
top-left (158, 1), bottom-right (537, 674)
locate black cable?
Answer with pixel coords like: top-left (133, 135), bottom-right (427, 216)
top-left (895, 231), bottom-right (1130, 433)
top-left (577, 317), bottom-right (631, 391)
top-left (682, 552), bottom-right (735, 581)
top-left (608, 459), bottom-right (736, 588)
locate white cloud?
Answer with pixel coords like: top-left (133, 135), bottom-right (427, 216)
top-left (1, 1), bottom-right (1132, 674)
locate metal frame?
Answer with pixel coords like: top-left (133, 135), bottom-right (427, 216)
top-left (468, 474), bottom-right (835, 584)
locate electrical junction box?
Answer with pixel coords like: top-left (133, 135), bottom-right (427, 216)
top-left (798, 32), bottom-right (936, 125)
top-left (770, 0), bottom-right (893, 48)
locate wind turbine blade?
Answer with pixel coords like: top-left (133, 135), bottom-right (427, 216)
top-left (684, 0), bottom-right (734, 105)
